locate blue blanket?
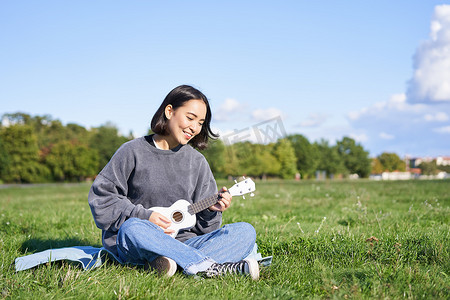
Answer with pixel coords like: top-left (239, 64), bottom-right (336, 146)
top-left (14, 246), bottom-right (113, 271)
top-left (15, 244), bottom-right (271, 272)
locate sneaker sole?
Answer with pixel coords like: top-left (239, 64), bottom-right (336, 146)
top-left (244, 258), bottom-right (260, 280)
top-left (149, 256), bottom-right (177, 277)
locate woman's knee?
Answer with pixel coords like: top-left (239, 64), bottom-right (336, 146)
top-left (226, 222), bottom-right (256, 242)
top-left (118, 218), bottom-right (157, 243)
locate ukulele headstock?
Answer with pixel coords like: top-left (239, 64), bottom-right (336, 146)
top-left (228, 177), bottom-right (256, 198)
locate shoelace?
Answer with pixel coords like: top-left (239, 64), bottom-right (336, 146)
top-left (206, 261), bottom-right (246, 277)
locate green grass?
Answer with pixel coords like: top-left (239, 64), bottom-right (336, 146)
top-left (1, 180), bottom-right (449, 299)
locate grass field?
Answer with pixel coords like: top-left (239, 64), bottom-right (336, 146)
top-left (0, 179), bottom-right (449, 299)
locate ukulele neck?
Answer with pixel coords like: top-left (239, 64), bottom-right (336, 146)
top-left (188, 194), bottom-right (219, 214)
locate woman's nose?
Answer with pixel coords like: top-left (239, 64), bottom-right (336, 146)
top-left (189, 122), bottom-right (198, 133)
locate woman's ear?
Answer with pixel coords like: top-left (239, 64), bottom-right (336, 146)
top-left (165, 105), bottom-right (173, 120)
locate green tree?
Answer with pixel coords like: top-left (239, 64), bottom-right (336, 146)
top-left (437, 165), bottom-right (450, 173)
top-left (2, 113), bottom-right (63, 149)
top-left (336, 137), bottom-right (372, 178)
top-left (0, 134), bottom-right (11, 181)
top-left (2, 113), bottom-right (90, 150)
top-left (237, 143), bottom-right (281, 178)
top-left (66, 123), bottom-right (91, 144)
top-left (39, 120), bottom-right (68, 150)
top-left (229, 142), bottom-right (256, 176)
top-left (256, 143), bottom-right (281, 178)
top-left (44, 141), bottom-right (99, 181)
top-left (419, 160), bottom-right (438, 175)
top-left (0, 125), bottom-right (50, 183)
top-left (89, 122), bottom-right (130, 171)
top-left (314, 139), bottom-right (346, 178)
top-left (371, 158), bottom-right (384, 174)
top-left (222, 143), bottom-right (239, 177)
top-left (286, 134), bottom-right (318, 179)
top-left (377, 152), bottom-right (406, 172)
top-left (273, 138), bottom-right (298, 179)
top-left (225, 142), bottom-right (280, 178)
top-left (201, 139), bottom-right (227, 178)
top-left (1, 112), bottom-right (33, 125)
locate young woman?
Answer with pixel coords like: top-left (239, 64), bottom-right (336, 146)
top-left (88, 85), bottom-right (259, 279)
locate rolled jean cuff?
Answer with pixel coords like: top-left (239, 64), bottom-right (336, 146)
top-left (184, 257), bottom-right (215, 275)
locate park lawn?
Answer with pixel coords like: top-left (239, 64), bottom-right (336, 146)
top-left (0, 179), bottom-right (449, 299)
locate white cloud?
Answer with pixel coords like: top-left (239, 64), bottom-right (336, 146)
top-left (379, 132), bottom-right (395, 140)
top-left (424, 112), bottom-right (449, 122)
top-left (345, 5), bottom-right (450, 156)
top-left (221, 98), bottom-right (243, 112)
top-left (347, 93), bottom-right (426, 121)
top-left (214, 98), bottom-right (245, 121)
top-left (251, 107), bottom-right (283, 121)
top-left (407, 5), bottom-right (450, 103)
top-left (433, 125), bottom-right (450, 133)
top-left (346, 92), bottom-right (450, 156)
top-left (349, 133), bottom-right (368, 143)
top-left (347, 108), bottom-right (367, 121)
top-left (298, 113), bottom-right (328, 127)
top-left (218, 128), bottom-right (260, 144)
top-left (1, 117), bottom-right (11, 127)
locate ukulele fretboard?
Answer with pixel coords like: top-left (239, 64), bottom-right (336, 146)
top-left (188, 194), bottom-right (220, 214)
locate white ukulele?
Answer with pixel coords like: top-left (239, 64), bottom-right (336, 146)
top-left (150, 177), bottom-right (256, 238)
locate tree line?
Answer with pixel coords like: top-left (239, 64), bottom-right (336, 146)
top-left (0, 112), bottom-right (424, 184)
top-left (201, 135), bottom-right (375, 180)
top-left (0, 113), bottom-right (130, 183)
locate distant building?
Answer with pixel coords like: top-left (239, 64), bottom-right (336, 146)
top-left (436, 156), bottom-right (450, 166)
top-left (409, 156), bottom-right (450, 168)
top-left (370, 156), bottom-right (450, 180)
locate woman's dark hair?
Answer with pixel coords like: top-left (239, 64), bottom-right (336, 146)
top-left (151, 85), bottom-right (219, 150)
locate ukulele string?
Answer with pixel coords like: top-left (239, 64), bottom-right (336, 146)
top-left (190, 194), bottom-right (220, 214)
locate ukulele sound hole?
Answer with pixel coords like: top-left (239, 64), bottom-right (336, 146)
top-left (172, 211), bottom-right (183, 223)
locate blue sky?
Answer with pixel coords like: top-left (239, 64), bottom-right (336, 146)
top-left (1, 1), bottom-right (449, 158)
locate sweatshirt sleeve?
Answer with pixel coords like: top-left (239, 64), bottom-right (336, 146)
top-left (88, 143), bottom-right (152, 232)
top-left (190, 156), bottom-right (222, 235)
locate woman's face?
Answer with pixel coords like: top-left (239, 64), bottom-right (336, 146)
top-left (165, 99), bottom-right (207, 146)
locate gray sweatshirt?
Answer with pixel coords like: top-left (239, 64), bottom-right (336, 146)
top-left (88, 136), bottom-right (221, 256)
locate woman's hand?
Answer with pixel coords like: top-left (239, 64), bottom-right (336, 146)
top-left (149, 211), bottom-right (175, 235)
top-left (208, 187), bottom-right (232, 212)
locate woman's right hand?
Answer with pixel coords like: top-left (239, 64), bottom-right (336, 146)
top-left (149, 212), bottom-right (174, 235)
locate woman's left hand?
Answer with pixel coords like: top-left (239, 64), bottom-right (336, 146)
top-left (209, 186), bottom-right (232, 212)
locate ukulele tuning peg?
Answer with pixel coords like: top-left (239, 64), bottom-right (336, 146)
top-left (242, 195), bottom-right (245, 199)
top-left (250, 193), bottom-right (255, 197)
top-left (234, 180), bottom-right (238, 184)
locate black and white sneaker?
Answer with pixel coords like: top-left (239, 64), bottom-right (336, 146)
top-left (202, 258), bottom-right (259, 280)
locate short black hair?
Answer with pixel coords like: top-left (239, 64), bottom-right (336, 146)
top-left (151, 85), bottom-right (218, 150)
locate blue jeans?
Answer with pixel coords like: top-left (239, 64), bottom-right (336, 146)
top-left (116, 218), bottom-right (256, 275)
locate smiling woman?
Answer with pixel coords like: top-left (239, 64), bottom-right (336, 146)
top-left (150, 85), bottom-right (218, 150)
top-left (88, 85), bottom-right (260, 280)
top-left (154, 99), bottom-right (207, 149)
